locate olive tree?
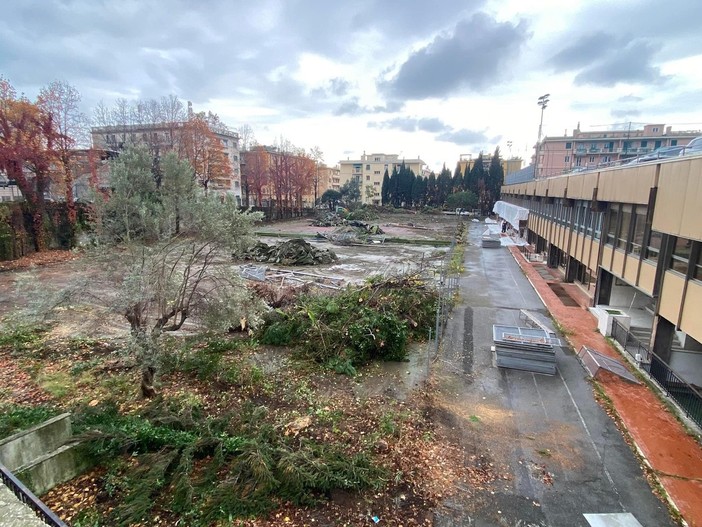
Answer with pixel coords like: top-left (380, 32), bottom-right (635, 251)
top-left (91, 145), bottom-right (265, 396)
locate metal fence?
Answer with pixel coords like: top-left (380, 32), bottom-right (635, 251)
top-left (611, 319), bottom-right (651, 363)
top-left (0, 462), bottom-right (67, 527)
top-left (429, 222), bottom-right (462, 359)
top-left (611, 319), bottom-right (702, 429)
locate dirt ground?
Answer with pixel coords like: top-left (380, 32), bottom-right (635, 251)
top-left (3, 212), bottom-right (683, 526)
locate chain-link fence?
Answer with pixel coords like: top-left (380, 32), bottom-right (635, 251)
top-left (428, 221), bottom-right (464, 362)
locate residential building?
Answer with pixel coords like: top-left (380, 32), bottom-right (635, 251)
top-left (458, 154), bottom-right (523, 180)
top-left (535, 124), bottom-right (699, 178)
top-left (91, 122), bottom-right (242, 201)
top-left (338, 153), bottom-right (425, 205)
top-left (500, 153), bottom-right (702, 390)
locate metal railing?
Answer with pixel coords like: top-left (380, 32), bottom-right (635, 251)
top-left (611, 319), bottom-right (702, 429)
top-left (0, 462), bottom-right (67, 527)
top-left (611, 319), bottom-right (651, 362)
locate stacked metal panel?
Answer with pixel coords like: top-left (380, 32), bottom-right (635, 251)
top-left (493, 325), bottom-right (560, 375)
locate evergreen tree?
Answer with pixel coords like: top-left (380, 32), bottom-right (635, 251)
top-left (486, 147), bottom-right (504, 212)
top-left (389, 166), bottom-right (399, 207)
top-left (426, 172), bottom-right (438, 207)
top-left (437, 164), bottom-right (452, 206)
top-left (411, 175), bottom-right (427, 207)
top-left (468, 153), bottom-right (485, 196)
top-left (452, 163), bottom-right (463, 193)
top-left (381, 168), bottom-right (390, 205)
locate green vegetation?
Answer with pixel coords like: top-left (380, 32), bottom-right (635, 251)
top-left (261, 274), bottom-right (437, 370)
top-left (0, 404), bottom-right (60, 438)
top-left (74, 400), bottom-right (386, 526)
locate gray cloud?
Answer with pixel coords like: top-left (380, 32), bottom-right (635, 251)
top-left (369, 116), bottom-right (491, 146)
top-left (549, 32), bottom-right (667, 87)
top-left (379, 13), bottom-right (530, 99)
top-left (335, 99), bottom-right (404, 116)
top-left (369, 116), bottom-right (447, 133)
top-left (436, 129), bottom-right (491, 145)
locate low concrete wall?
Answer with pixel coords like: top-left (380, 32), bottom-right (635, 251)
top-left (0, 414), bottom-right (72, 472)
top-left (18, 443), bottom-right (92, 496)
top-left (0, 413), bottom-right (91, 495)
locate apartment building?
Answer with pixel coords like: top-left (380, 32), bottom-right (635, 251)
top-left (536, 124), bottom-right (699, 178)
top-left (338, 153), bottom-right (425, 205)
top-left (501, 154), bottom-right (702, 393)
top-left (91, 122), bottom-right (242, 201)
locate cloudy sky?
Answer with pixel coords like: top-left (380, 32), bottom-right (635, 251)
top-left (2, 0), bottom-right (702, 172)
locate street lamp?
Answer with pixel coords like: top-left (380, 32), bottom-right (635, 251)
top-left (536, 93), bottom-right (550, 178)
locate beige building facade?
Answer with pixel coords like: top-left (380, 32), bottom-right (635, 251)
top-left (535, 124), bottom-right (699, 178)
top-left (458, 154), bottom-right (523, 179)
top-left (501, 154), bottom-right (702, 390)
top-left (338, 153), bottom-right (425, 205)
top-left (91, 123), bottom-right (242, 202)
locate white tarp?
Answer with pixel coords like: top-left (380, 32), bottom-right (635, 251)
top-left (493, 200), bottom-right (529, 228)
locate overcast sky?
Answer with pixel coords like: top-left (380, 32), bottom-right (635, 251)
top-left (2, 0), bottom-right (702, 172)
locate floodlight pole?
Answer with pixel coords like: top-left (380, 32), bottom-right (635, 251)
top-left (536, 94), bottom-right (550, 178)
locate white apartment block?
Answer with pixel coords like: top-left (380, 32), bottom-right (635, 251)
top-left (338, 153), bottom-right (425, 205)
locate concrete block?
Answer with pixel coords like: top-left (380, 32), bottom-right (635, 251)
top-left (0, 413), bottom-right (72, 472)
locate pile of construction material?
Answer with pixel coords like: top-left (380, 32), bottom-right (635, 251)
top-left (244, 238), bottom-right (338, 265)
top-left (492, 325), bottom-right (560, 375)
top-left (311, 212), bottom-right (345, 227)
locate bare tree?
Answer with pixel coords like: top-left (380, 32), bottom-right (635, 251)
top-left (237, 124), bottom-right (255, 152)
top-left (92, 100), bottom-right (113, 127)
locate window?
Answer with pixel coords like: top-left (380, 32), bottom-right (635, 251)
top-left (373, 181), bottom-right (380, 186)
top-left (671, 139), bottom-right (678, 146)
top-left (629, 206), bottom-right (647, 255)
top-left (640, 140), bottom-right (647, 148)
top-left (565, 155), bottom-right (570, 163)
top-left (593, 211), bottom-right (603, 241)
top-left (652, 127), bottom-right (659, 132)
top-left (374, 157), bottom-right (380, 162)
top-left (576, 158), bottom-right (582, 166)
top-left (366, 164), bottom-right (370, 170)
top-left (366, 175), bottom-right (370, 181)
top-left (670, 237), bottom-right (691, 275)
top-left (645, 231), bottom-right (662, 262)
top-left (617, 205), bottom-right (632, 250)
top-left (374, 170), bottom-right (381, 175)
top-left (606, 205), bottom-right (619, 246)
top-left (602, 156), bottom-right (611, 163)
top-left (589, 156), bottom-right (595, 163)
top-left (565, 142), bottom-right (572, 149)
top-left (693, 246), bottom-right (702, 281)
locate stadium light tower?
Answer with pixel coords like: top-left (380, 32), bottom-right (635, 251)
top-left (536, 94), bottom-right (550, 177)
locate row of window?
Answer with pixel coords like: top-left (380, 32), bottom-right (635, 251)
top-left (514, 195), bottom-right (702, 285)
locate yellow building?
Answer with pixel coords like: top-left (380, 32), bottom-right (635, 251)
top-left (338, 153), bottom-right (425, 205)
top-left (501, 154), bottom-right (702, 397)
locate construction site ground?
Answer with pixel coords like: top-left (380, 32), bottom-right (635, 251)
top-left (1, 212), bottom-right (700, 526)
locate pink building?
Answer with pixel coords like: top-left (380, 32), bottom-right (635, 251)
top-left (535, 124), bottom-right (699, 178)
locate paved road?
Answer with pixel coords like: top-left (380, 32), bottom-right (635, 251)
top-left (433, 223), bottom-right (675, 527)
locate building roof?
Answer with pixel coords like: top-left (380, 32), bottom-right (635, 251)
top-left (504, 164), bottom-right (535, 185)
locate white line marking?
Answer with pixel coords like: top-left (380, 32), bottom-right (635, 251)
top-left (557, 368), bottom-right (625, 511)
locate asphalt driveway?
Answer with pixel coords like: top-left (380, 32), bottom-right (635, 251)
top-left (432, 222), bottom-right (675, 527)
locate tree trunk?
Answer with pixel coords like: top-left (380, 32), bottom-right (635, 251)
top-left (141, 366), bottom-right (157, 398)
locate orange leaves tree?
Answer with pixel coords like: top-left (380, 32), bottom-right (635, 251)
top-left (179, 114), bottom-right (232, 192)
top-left (242, 145), bottom-right (270, 207)
top-left (0, 77), bottom-right (62, 251)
